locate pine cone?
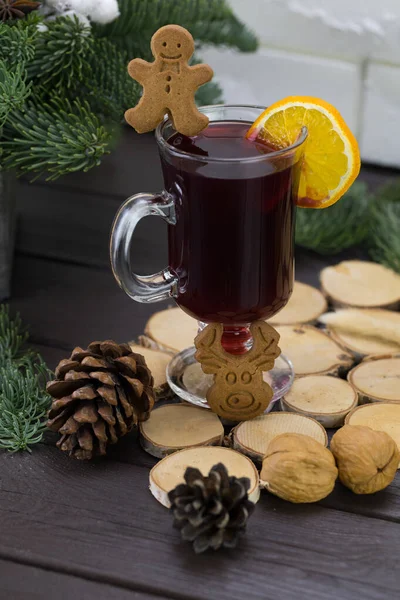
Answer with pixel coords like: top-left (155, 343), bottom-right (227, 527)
top-left (47, 340), bottom-right (155, 460)
top-left (168, 463), bottom-right (255, 553)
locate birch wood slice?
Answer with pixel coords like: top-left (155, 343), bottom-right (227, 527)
top-left (269, 281), bottom-right (327, 326)
top-left (321, 309), bottom-right (400, 360)
top-left (150, 446), bottom-right (260, 507)
top-left (281, 375), bottom-right (357, 428)
top-left (275, 325), bottom-right (354, 377)
top-left (345, 403), bottom-right (400, 468)
top-left (143, 307), bottom-right (198, 354)
top-left (232, 412), bottom-right (327, 463)
top-left (320, 260), bottom-right (400, 309)
top-left (139, 404), bottom-right (224, 458)
top-left (129, 344), bottom-right (171, 397)
top-left (347, 357), bottom-right (400, 403)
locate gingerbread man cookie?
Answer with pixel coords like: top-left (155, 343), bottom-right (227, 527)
top-left (195, 321), bottom-right (281, 421)
top-left (125, 24), bottom-right (213, 136)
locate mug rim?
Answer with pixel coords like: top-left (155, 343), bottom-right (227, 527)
top-left (155, 104), bottom-right (308, 164)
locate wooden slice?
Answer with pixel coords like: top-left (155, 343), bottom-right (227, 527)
top-left (269, 281), bottom-right (327, 326)
top-left (143, 307), bottom-right (198, 354)
top-left (320, 260), bottom-right (400, 309)
top-left (149, 446), bottom-right (260, 507)
top-left (281, 375), bottom-right (358, 428)
top-left (232, 412), bottom-right (327, 464)
top-left (129, 344), bottom-right (172, 398)
top-left (347, 357), bottom-right (400, 403)
top-left (275, 325), bottom-right (354, 377)
top-left (346, 403), bottom-right (400, 467)
top-left (321, 309), bottom-right (400, 359)
top-left (139, 404), bottom-right (224, 458)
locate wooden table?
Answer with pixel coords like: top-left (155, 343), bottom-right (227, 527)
top-left (2, 128), bottom-right (400, 599)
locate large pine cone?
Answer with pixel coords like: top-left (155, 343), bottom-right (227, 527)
top-left (168, 463), bottom-right (255, 553)
top-left (47, 340), bottom-right (154, 460)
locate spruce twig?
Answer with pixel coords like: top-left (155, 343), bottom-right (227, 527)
top-left (0, 304), bottom-right (30, 364)
top-left (27, 15), bottom-right (93, 88)
top-left (94, 0), bottom-right (258, 54)
top-left (0, 361), bottom-right (51, 452)
top-left (369, 180), bottom-right (400, 273)
top-left (0, 305), bottom-right (52, 453)
top-left (295, 181), bottom-right (371, 255)
top-left (1, 98), bottom-right (113, 180)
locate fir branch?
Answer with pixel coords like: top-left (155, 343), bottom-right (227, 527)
top-left (0, 19), bottom-right (36, 67)
top-left (295, 181), bottom-right (371, 255)
top-left (93, 0), bottom-right (258, 54)
top-left (0, 61), bottom-right (31, 127)
top-left (80, 38), bottom-right (141, 121)
top-left (0, 360), bottom-right (51, 452)
top-left (192, 54), bottom-right (223, 105)
top-left (0, 305), bottom-right (52, 453)
top-left (1, 97), bottom-right (114, 180)
top-left (28, 15), bottom-right (93, 88)
top-left (0, 304), bottom-right (29, 364)
top-left (369, 180), bottom-right (400, 273)
top-left (195, 79), bottom-right (223, 106)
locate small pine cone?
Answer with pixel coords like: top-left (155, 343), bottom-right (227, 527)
top-left (168, 463), bottom-right (255, 554)
top-left (47, 340), bottom-right (155, 460)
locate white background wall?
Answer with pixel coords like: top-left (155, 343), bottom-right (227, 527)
top-left (201, 0), bottom-right (400, 168)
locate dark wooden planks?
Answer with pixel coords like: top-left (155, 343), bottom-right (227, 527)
top-left (10, 255), bottom-right (171, 351)
top-left (0, 560), bottom-right (172, 600)
top-left (16, 180), bottom-right (168, 272)
top-left (0, 445), bottom-right (398, 600)
top-left (30, 344), bottom-right (69, 371)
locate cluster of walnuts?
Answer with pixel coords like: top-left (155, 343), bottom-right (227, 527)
top-left (260, 426), bottom-right (399, 503)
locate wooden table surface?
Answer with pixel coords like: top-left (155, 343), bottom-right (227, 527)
top-left (2, 128), bottom-right (400, 600)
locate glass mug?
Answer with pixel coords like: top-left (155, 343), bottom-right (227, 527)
top-left (110, 105), bottom-right (307, 400)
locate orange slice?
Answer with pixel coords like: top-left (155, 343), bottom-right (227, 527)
top-left (246, 96), bottom-right (361, 209)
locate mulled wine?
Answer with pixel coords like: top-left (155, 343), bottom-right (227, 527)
top-left (161, 121), bottom-right (301, 326)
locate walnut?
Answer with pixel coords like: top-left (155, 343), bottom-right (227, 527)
top-left (330, 424), bottom-right (399, 494)
top-left (259, 433), bottom-right (338, 503)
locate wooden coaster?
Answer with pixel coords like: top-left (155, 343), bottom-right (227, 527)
top-left (232, 412), bottom-right (327, 464)
top-left (149, 446), bottom-right (260, 507)
top-left (345, 403), bottom-right (400, 468)
top-left (139, 404), bottom-right (223, 458)
top-left (281, 375), bottom-right (357, 428)
top-left (276, 324), bottom-right (354, 377)
top-left (347, 356), bottom-right (400, 403)
top-left (320, 260), bottom-right (400, 309)
top-left (143, 307), bottom-right (198, 354)
top-left (269, 281), bottom-right (327, 326)
top-left (320, 309), bottom-right (400, 360)
top-left (195, 321), bottom-right (280, 421)
top-left (129, 343), bottom-right (172, 398)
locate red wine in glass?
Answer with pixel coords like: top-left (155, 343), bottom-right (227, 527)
top-left (161, 121), bottom-right (301, 352)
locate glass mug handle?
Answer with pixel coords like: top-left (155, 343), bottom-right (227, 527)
top-left (110, 190), bottom-right (178, 303)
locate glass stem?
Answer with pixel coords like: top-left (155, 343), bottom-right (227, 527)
top-left (221, 325), bottom-right (252, 355)
top-left (197, 323), bottom-right (253, 355)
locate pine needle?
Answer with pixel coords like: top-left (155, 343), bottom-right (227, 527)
top-left (0, 305), bottom-right (52, 453)
top-left (369, 180), bottom-right (400, 273)
top-left (295, 181), bottom-right (371, 255)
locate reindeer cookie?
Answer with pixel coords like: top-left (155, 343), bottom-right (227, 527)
top-left (195, 321), bottom-right (281, 421)
top-left (125, 25), bottom-right (213, 136)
